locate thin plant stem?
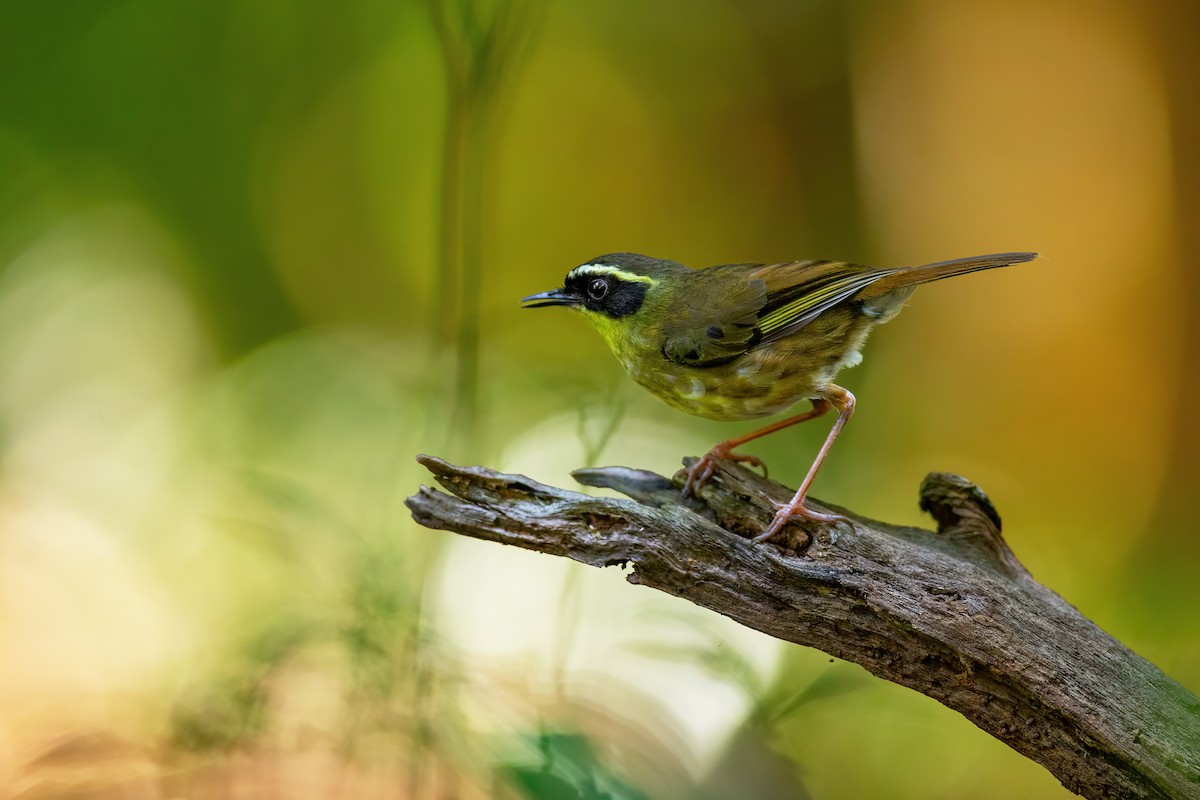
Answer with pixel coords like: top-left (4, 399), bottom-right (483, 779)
top-left (424, 0), bottom-right (540, 451)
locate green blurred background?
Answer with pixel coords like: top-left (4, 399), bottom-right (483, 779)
top-left (1, 1), bottom-right (1197, 797)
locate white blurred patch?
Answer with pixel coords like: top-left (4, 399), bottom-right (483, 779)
top-left (431, 412), bottom-right (783, 772)
top-left (0, 205), bottom-right (204, 740)
top-left (0, 205), bottom-right (209, 516)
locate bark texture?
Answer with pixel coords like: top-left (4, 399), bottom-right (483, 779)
top-left (406, 454), bottom-right (1200, 800)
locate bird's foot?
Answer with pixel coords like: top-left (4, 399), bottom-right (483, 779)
top-left (682, 447), bottom-right (768, 498)
top-left (752, 499), bottom-right (852, 544)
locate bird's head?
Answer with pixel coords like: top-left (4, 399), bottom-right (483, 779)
top-left (521, 253), bottom-right (685, 351)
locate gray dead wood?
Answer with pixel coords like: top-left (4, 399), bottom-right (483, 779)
top-left (406, 454), bottom-right (1200, 800)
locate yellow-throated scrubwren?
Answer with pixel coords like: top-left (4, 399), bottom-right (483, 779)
top-left (522, 250), bottom-right (1037, 542)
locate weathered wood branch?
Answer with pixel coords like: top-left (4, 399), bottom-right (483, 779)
top-left (406, 454), bottom-right (1200, 800)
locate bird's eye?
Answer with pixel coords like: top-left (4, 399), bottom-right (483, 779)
top-left (588, 278), bottom-right (609, 300)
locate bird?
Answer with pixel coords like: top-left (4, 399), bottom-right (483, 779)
top-left (521, 250), bottom-right (1037, 543)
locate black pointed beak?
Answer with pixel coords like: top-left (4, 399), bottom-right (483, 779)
top-left (521, 288), bottom-right (579, 308)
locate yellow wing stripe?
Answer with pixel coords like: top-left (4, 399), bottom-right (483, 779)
top-left (758, 272), bottom-right (887, 334)
top-left (760, 284), bottom-right (841, 329)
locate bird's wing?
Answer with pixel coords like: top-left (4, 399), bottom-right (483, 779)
top-left (750, 260), bottom-right (897, 345)
top-left (659, 268), bottom-right (768, 367)
top-left (658, 260), bottom-right (899, 367)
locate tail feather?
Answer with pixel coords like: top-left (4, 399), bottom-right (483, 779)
top-left (863, 252), bottom-right (1038, 297)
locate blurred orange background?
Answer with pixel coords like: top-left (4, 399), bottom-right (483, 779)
top-left (1, 1), bottom-right (1197, 797)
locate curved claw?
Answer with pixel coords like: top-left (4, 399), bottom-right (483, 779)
top-left (752, 501), bottom-right (850, 544)
top-left (682, 456), bottom-right (717, 498)
top-left (734, 453), bottom-right (768, 478)
top-left (683, 449), bottom-right (770, 498)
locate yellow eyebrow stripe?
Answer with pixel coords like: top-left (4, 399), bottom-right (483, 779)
top-left (568, 265), bottom-right (659, 286)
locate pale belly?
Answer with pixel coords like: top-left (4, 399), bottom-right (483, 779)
top-left (611, 313), bottom-right (878, 422)
top-left (623, 357), bottom-right (819, 421)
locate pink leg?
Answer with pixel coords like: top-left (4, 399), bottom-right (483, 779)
top-left (683, 399), bottom-right (833, 497)
top-left (753, 385), bottom-right (856, 543)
